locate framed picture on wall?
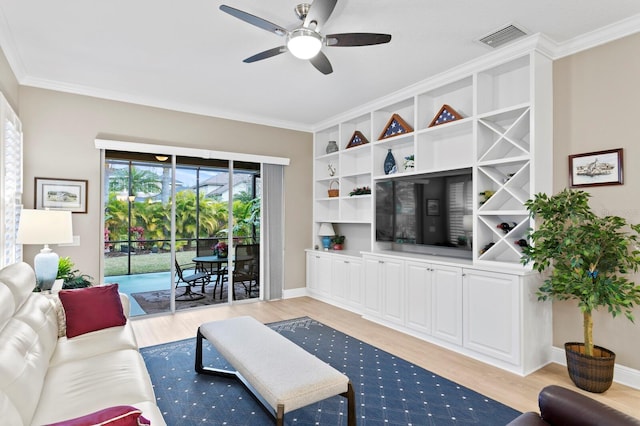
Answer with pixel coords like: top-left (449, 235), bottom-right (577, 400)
top-left (569, 148), bottom-right (623, 188)
top-left (35, 177), bottom-right (88, 213)
top-left (427, 199), bottom-right (440, 216)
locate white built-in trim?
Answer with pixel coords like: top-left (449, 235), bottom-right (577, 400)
top-left (94, 138), bottom-right (290, 166)
top-left (282, 287), bottom-right (308, 300)
top-left (552, 13), bottom-right (640, 59)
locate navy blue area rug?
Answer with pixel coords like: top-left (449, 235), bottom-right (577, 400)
top-left (140, 317), bottom-right (521, 425)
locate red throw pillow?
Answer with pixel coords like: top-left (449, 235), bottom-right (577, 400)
top-left (59, 283), bottom-right (127, 338)
top-left (45, 405), bottom-right (150, 425)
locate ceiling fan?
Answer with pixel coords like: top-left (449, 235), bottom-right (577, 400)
top-left (219, 0), bottom-right (392, 75)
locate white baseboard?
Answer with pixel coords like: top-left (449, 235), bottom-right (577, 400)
top-left (551, 346), bottom-right (640, 390)
top-left (282, 287), bottom-right (308, 299)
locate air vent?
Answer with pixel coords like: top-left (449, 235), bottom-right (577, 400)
top-left (478, 24), bottom-right (527, 48)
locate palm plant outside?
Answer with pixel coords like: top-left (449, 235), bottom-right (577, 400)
top-left (104, 165), bottom-right (259, 276)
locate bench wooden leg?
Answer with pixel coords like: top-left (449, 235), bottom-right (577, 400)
top-left (341, 380), bottom-right (356, 426)
top-left (195, 328), bottom-right (237, 378)
top-left (276, 404), bottom-right (285, 426)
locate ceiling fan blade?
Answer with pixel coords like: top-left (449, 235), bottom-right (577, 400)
top-left (243, 46), bottom-right (288, 63)
top-left (326, 33), bottom-right (392, 47)
top-left (220, 5), bottom-right (287, 36)
top-left (309, 51), bottom-right (333, 75)
top-left (303, 0), bottom-right (337, 32)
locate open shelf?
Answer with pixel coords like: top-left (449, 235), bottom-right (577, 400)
top-left (416, 76), bottom-right (473, 131)
top-left (312, 49), bottom-right (551, 266)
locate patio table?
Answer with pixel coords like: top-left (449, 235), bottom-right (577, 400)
top-left (192, 255), bottom-right (252, 299)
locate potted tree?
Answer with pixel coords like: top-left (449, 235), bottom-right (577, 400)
top-left (521, 188), bottom-right (640, 392)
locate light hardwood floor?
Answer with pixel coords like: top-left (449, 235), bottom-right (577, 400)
top-left (131, 296), bottom-right (640, 419)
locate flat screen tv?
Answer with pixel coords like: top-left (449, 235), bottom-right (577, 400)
top-left (375, 168), bottom-right (473, 258)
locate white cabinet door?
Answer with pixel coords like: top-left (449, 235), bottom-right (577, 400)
top-left (381, 258), bottom-right (405, 325)
top-left (307, 252), bottom-right (332, 298)
top-left (331, 257), bottom-right (349, 305)
top-left (363, 256), bottom-right (383, 318)
top-left (405, 260), bottom-right (433, 334)
top-left (463, 269), bottom-right (520, 364)
top-left (306, 252), bottom-right (317, 292)
top-left (432, 265), bottom-right (463, 345)
top-left (315, 254), bottom-right (332, 298)
top-left (346, 258), bottom-right (363, 311)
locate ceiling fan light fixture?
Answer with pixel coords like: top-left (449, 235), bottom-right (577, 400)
top-left (287, 28), bottom-right (322, 59)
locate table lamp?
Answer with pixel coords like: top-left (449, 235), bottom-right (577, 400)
top-left (318, 222), bottom-right (335, 251)
top-left (17, 209), bottom-right (73, 291)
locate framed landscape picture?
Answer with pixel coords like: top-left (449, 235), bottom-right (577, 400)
top-left (427, 199), bottom-right (440, 216)
top-left (569, 148), bottom-right (623, 188)
top-left (35, 177), bottom-right (88, 213)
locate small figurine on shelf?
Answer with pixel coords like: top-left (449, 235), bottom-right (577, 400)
top-left (327, 163), bottom-right (336, 177)
top-left (403, 154), bottom-right (415, 171)
top-left (497, 222), bottom-right (517, 234)
top-left (479, 242), bottom-right (495, 255)
top-left (479, 190), bottom-right (495, 205)
top-left (349, 186), bottom-right (371, 196)
top-left (514, 239), bottom-right (529, 249)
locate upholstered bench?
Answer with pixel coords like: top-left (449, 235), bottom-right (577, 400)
top-left (195, 316), bottom-right (355, 425)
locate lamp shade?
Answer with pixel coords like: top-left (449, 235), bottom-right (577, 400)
top-left (317, 222), bottom-right (335, 236)
top-left (17, 209), bottom-right (74, 245)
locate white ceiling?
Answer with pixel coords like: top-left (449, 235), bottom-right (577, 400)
top-left (1, 0), bottom-right (639, 131)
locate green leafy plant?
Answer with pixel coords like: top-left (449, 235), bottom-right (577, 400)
top-left (331, 235), bottom-right (345, 245)
top-left (57, 256), bottom-right (93, 289)
top-left (521, 188), bottom-right (640, 356)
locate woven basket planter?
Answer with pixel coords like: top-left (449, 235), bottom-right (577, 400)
top-left (328, 180), bottom-right (339, 198)
top-left (565, 342), bottom-right (615, 393)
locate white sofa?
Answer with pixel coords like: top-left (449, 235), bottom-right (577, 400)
top-left (0, 262), bottom-right (166, 425)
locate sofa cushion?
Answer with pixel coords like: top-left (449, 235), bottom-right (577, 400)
top-left (59, 284), bottom-right (126, 338)
top-left (44, 405), bottom-right (150, 426)
top-left (32, 349), bottom-right (158, 425)
top-left (49, 321), bottom-right (139, 367)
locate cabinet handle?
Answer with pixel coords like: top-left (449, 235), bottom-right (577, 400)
top-left (344, 260), bottom-right (349, 264)
top-left (315, 256), bottom-right (320, 259)
top-left (378, 260), bottom-right (384, 264)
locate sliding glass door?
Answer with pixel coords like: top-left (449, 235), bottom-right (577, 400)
top-left (102, 151), bottom-right (261, 316)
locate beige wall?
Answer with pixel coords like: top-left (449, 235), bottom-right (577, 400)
top-left (553, 32), bottom-right (640, 368)
top-left (16, 86), bottom-right (312, 292)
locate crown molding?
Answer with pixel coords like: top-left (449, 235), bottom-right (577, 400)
top-left (19, 75), bottom-right (312, 132)
top-left (551, 13), bottom-right (640, 59)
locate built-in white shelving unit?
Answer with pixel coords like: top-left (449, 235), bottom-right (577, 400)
top-left (307, 39), bottom-right (554, 376)
top-left (312, 43), bottom-right (552, 267)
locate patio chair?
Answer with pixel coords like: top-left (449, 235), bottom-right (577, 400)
top-left (175, 260), bottom-right (209, 301)
top-left (233, 244), bottom-right (259, 297)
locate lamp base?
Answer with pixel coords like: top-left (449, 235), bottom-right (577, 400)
top-left (321, 236), bottom-right (332, 251)
top-left (34, 246), bottom-right (59, 291)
